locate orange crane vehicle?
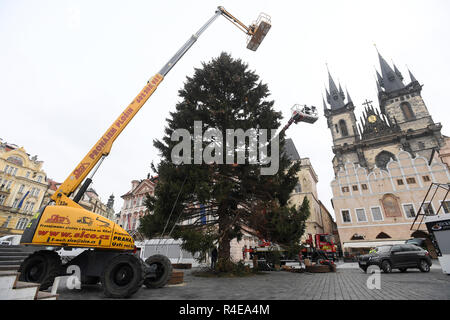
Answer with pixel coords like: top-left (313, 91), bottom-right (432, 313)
top-left (18, 6), bottom-right (271, 298)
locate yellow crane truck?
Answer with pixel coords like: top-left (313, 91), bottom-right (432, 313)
top-left (18, 6), bottom-right (271, 298)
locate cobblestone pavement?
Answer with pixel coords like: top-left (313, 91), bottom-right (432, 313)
top-left (56, 262), bottom-right (450, 300)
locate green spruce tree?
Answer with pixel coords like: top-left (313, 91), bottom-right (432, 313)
top-left (139, 53), bottom-right (309, 268)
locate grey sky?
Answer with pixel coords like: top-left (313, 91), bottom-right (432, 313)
top-left (1, 0), bottom-right (449, 216)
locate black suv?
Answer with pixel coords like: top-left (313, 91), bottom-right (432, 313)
top-left (358, 244), bottom-right (432, 273)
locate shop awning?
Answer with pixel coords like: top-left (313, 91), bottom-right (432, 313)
top-left (343, 239), bottom-right (406, 249)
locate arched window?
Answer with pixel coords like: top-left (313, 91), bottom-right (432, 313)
top-left (400, 102), bottom-right (415, 120)
top-left (376, 232), bottom-right (391, 239)
top-left (351, 233), bottom-right (365, 240)
top-left (375, 151), bottom-right (396, 170)
top-left (339, 119), bottom-right (349, 137)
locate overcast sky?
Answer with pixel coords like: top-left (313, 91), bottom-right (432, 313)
top-left (1, 0), bottom-right (450, 216)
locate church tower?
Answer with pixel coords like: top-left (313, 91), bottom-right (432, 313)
top-left (324, 69), bottom-right (364, 173)
top-left (324, 50), bottom-right (445, 174)
top-left (376, 50), bottom-right (444, 160)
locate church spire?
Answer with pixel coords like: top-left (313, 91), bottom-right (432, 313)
top-left (326, 68), bottom-right (346, 110)
top-left (322, 95), bottom-right (328, 113)
top-left (377, 50), bottom-right (405, 92)
top-left (346, 88), bottom-right (353, 104)
top-left (408, 68), bottom-right (418, 83)
top-left (393, 63), bottom-right (404, 81)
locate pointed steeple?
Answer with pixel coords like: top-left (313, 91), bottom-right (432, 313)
top-left (393, 64), bottom-right (404, 81)
top-left (346, 88), bottom-right (353, 104)
top-left (322, 95), bottom-right (328, 112)
top-left (377, 50), bottom-right (405, 92)
top-left (326, 68), bottom-right (346, 110)
top-left (408, 68), bottom-right (418, 83)
top-left (376, 80), bottom-right (383, 93)
top-left (338, 83), bottom-right (345, 100)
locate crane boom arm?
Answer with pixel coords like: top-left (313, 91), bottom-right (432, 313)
top-left (51, 7), bottom-right (261, 207)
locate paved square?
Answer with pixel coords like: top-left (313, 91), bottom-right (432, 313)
top-left (56, 262), bottom-right (450, 300)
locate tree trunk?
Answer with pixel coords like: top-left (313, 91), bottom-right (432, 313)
top-left (217, 203), bottom-right (231, 262)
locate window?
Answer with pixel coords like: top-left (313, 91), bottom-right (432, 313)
top-left (397, 179), bottom-right (404, 186)
top-left (25, 172), bottom-right (30, 179)
top-left (12, 199), bottom-right (19, 208)
top-left (376, 232), bottom-right (391, 239)
top-left (422, 176), bottom-right (430, 182)
top-left (341, 186), bottom-right (350, 193)
top-left (403, 204), bottom-right (416, 218)
top-left (334, 124), bottom-right (339, 133)
top-left (355, 208), bottom-right (367, 222)
top-left (1, 216), bottom-right (12, 228)
top-left (420, 202), bottom-right (434, 215)
top-left (18, 184), bottom-right (24, 193)
top-left (12, 168), bottom-right (17, 176)
top-left (352, 185), bottom-right (358, 191)
top-left (400, 102), bottom-right (415, 120)
top-left (341, 210), bottom-right (351, 223)
top-left (0, 194), bottom-right (6, 205)
top-left (339, 120), bottom-right (349, 137)
top-left (4, 165), bottom-right (9, 173)
top-left (16, 218), bottom-right (29, 230)
top-left (371, 207), bottom-right (383, 221)
top-left (442, 200), bottom-right (450, 214)
top-left (361, 184), bottom-right (368, 190)
top-left (406, 177), bottom-right (416, 184)
top-left (294, 183), bottom-right (302, 193)
top-left (37, 176), bottom-right (42, 183)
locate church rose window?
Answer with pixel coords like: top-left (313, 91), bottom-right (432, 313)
top-left (381, 194), bottom-right (402, 217)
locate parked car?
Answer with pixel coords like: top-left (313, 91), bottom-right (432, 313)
top-left (358, 244), bottom-right (432, 273)
top-left (0, 235), bottom-right (22, 245)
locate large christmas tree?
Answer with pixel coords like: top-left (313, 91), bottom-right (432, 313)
top-left (140, 53), bottom-right (309, 266)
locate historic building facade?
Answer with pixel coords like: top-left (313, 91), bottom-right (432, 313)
top-left (324, 51), bottom-right (449, 254)
top-left (285, 139), bottom-right (340, 248)
top-left (0, 139), bottom-right (47, 236)
top-left (119, 176), bottom-right (157, 232)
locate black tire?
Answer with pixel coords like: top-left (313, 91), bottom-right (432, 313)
top-left (144, 254), bottom-right (172, 289)
top-left (399, 268), bottom-right (407, 273)
top-left (18, 250), bottom-right (62, 290)
top-left (101, 253), bottom-right (144, 298)
top-left (418, 260), bottom-right (430, 273)
top-left (381, 260), bottom-right (392, 273)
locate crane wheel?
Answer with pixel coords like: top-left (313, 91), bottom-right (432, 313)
top-left (144, 254), bottom-right (172, 289)
top-left (101, 253), bottom-right (144, 298)
top-left (18, 250), bottom-right (62, 290)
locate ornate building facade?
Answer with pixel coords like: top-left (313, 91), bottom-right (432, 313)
top-left (0, 139), bottom-right (47, 236)
top-left (324, 51), bottom-right (449, 254)
top-left (119, 176), bottom-right (157, 232)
